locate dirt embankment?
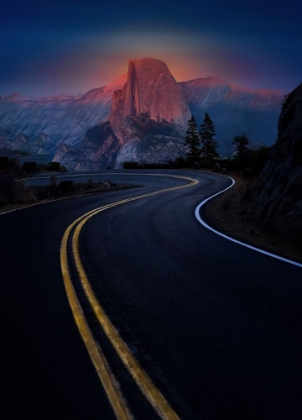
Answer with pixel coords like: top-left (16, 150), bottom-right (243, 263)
top-left (205, 174), bottom-right (302, 264)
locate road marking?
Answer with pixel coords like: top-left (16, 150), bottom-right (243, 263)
top-left (18, 171), bottom-right (196, 182)
top-left (0, 187), bottom-right (115, 216)
top-left (16, 172), bottom-right (107, 182)
top-left (61, 223), bottom-right (133, 420)
top-left (1, 172), bottom-right (194, 216)
top-left (194, 176), bottom-right (302, 269)
top-left (61, 174), bottom-right (198, 419)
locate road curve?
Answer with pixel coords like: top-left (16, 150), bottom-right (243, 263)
top-left (2, 170), bottom-right (302, 419)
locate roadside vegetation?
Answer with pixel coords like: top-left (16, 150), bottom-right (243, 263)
top-left (0, 155), bottom-right (67, 176)
top-left (0, 174), bottom-right (140, 214)
top-left (0, 154), bottom-right (140, 212)
top-left (124, 113), bottom-right (271, 179)
top-left (20, 160), bottom-right (68, 175)
top-left (182, 113), bottom-right (271, 176)
top-left (123, 162), bottom-right (170, 169)
top-left (205, 174), bottom-right (302, 264)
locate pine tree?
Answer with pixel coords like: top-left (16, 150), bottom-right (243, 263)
top-left (184, 116), bottom-right (201, 163)
top-left (233, 134), bottom-right (249, 160)
top-left (199, 113), bottom-right (219, 159)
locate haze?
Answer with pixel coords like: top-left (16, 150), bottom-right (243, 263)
top-left (1, 0), bottom-right (301, 96)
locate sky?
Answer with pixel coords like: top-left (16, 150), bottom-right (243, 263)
top-left (1, 0), bottom-right (301, 97)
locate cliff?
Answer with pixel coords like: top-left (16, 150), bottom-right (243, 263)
top-left (250, 83), bottom-right (302, 244)
top-left (55, 58), bottom-right (192, 169)
top-left (109, 58), bottom-right (191, 140)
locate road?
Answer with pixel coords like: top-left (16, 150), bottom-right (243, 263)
top-left (2, 170), bottom-right (302, 419)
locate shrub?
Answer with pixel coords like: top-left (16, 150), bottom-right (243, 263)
top-left (123, 162), bottom-right (138, 169)
top-left (48, 161), bottom-right (61, 171)
top-left (22, 161), bottom-right (38, 173)
top-left (123, 162), bottom-right (169, 169)
top-left (59, 180), bottom-right (73, 192)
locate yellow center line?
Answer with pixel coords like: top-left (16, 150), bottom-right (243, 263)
top-left (61, 224), bottom-right (133, 420)
top-left (60, 174), bottom-right (198, 419)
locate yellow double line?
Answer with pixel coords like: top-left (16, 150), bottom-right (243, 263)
top-left (60, 174), bottom-right (198, 419)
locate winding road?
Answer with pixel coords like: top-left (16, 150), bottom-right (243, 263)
top-left (2, 170), bottom-right (302, 419)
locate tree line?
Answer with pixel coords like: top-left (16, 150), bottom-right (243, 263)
top-left (123, 113), bottom-right (271, 176)
top-left (184, 113), bottom-right (251, 164)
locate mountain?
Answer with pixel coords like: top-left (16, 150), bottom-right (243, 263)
top-left (110, 58), bottom-right (191, 166)
top-left (0, 58), bottom-right (283, 168)
top-left (180, 77), bottom-right (282, 155)
top-left (110, 58), bottom-right (190, 138)
top-left (0, 74), bottom-right (126, 154)
top-left (249, 83), bottom-right (302, 244)
top-left (54, 58), bottom-right (191, 170)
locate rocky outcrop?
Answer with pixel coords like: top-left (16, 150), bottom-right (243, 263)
top-left (114, 113), bottom-right (186, 167)
top-left (53, 121), bottom-right (121, 171)
top-left (56, 58), bottom-right (191, 169)
top-left (250, 83), bottom-right (302, 244)
top-left (110, 58), bottom-right (191, 140)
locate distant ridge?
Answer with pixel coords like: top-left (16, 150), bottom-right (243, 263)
top-left (0, 57), bottom-right (283, 168)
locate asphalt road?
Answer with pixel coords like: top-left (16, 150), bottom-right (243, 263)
top-left (2, 170), bottom-right (302, 419)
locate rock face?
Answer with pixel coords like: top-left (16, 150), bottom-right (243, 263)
top-left (54, 122), bottom-right (121, 171)
top-left (110, 58), bottom-right (191, 139)
top-left (250, 83), bottom-right (302, 244)
top-left (110, 58), bottom-right (191, 167)
top-left (55, 58), bottom-right (191, 170)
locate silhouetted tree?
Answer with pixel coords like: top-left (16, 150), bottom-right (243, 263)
top-left (281, 93), bottom-right (290, 111)
top-left (200, 113), bottom-right (219, 158)
top-left (184, 116), bottom-right (200, 162)
top-left (233, 135), bottom-right (250, 160)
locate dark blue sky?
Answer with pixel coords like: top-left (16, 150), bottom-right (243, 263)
top-left (1, 0), bottom-right (301, 96)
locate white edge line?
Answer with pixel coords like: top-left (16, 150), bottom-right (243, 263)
top-left (195, 175), bottom-right (302, 269)
top-left (7, 171), bottom-right (302, 269)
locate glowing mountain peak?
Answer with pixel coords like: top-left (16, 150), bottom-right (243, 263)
top-left (109, 57), bottom-right (191, 139)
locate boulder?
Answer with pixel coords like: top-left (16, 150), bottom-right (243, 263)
top-left (212, 162), bottom-right (221, 172)
top-left (194, 162), bottom-right (200, 169)
top-left (22, 161), bottom-right (37, 173)
top-left (35, 187), bottom-right (50, 201)
top-left (0, 193), bottom-right (7, 205)
top-left (59, 180), bottom-right (74, 193)
top-left (49, 175), bottom-right (57, 187)
top-left (243, 168), bottom-right (253, 178)
top-left (86, 179), bottom-right (93, 189)
top-left (0, 172), bottom-right (15, 202)
top-left (24, 190), bottom-right (38, 204)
